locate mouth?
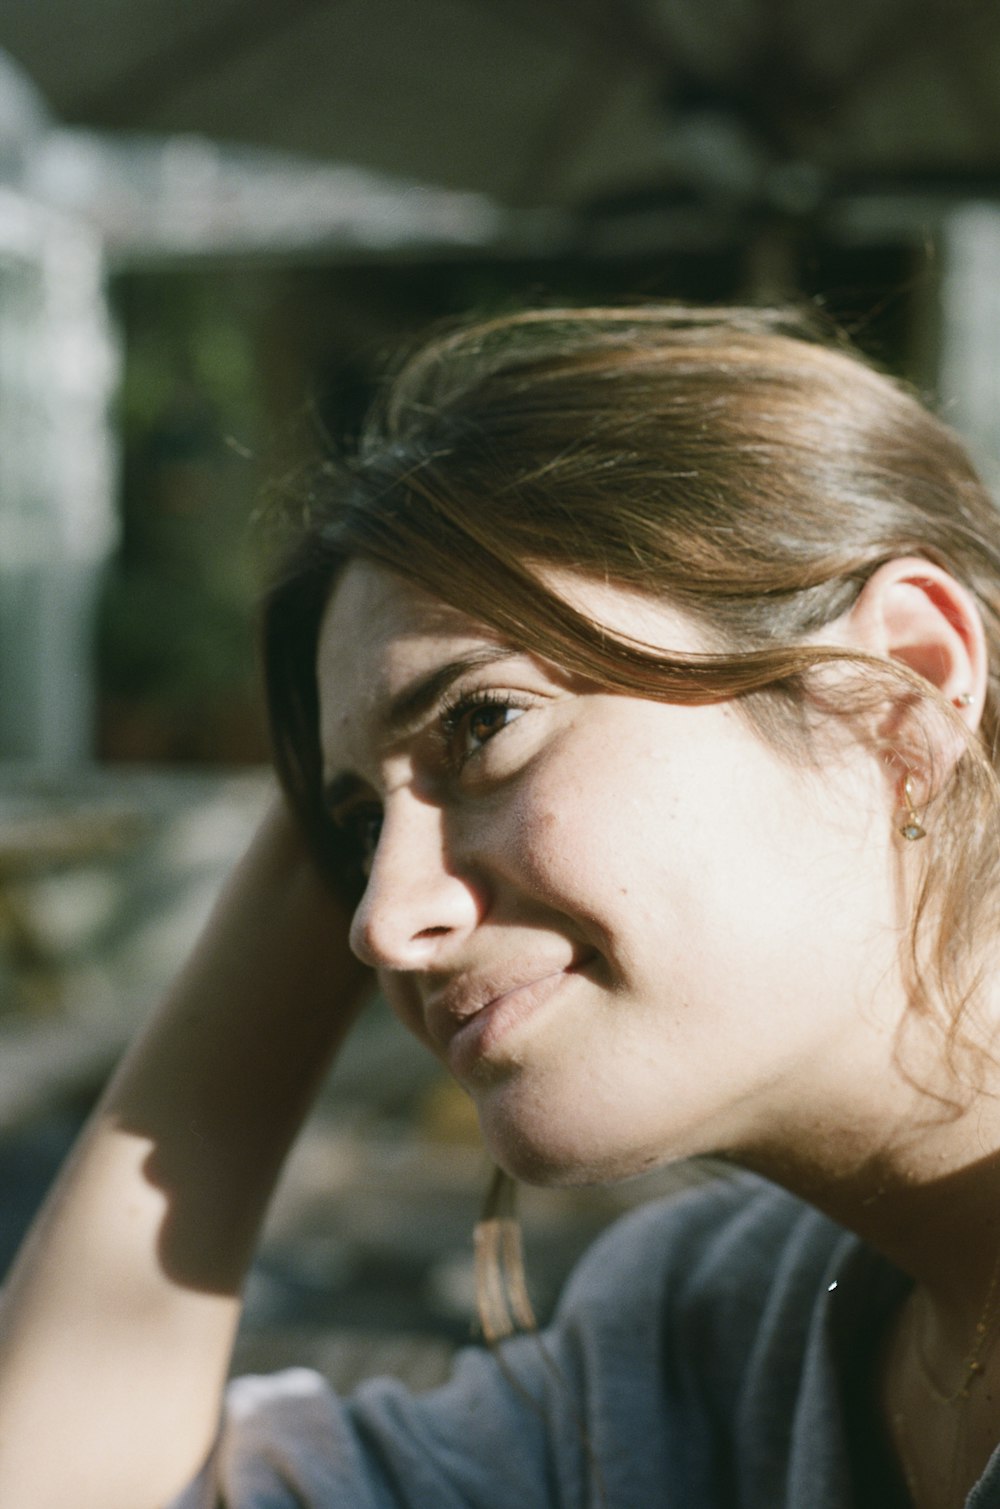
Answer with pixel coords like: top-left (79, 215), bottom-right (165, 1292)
top-left (423, 955), bottom-right (596, 1077)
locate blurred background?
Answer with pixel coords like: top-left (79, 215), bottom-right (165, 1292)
top-left (0, 0), bottom-right (998, 1388)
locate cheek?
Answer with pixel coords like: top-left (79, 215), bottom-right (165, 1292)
top-left (495, 785), bottom-right (601, 904)
top-left (491, 776), bottom-right (657, 953)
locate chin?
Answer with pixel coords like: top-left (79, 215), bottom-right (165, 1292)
top-left (479, 1103), bottom-right (678, 1189)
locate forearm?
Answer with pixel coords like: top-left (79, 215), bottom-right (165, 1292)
top-left (0, 801), bottom-right (370, 1509)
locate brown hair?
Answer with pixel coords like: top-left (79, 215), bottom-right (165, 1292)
top-left (262, 303), bottom-right (1000, 1059)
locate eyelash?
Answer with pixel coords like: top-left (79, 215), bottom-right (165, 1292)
top-left (438, 687), bottom-right (530, 769)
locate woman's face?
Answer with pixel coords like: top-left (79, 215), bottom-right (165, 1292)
top-left (317, 561), bottom-right (905, 1185)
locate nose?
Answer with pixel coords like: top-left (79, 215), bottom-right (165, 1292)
top-left (348, 793), bottom-right (482, 970)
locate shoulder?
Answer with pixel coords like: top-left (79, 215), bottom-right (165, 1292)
top-left (562, 1167), bottom-right (846, 1311)
top-left (555, 1168), bottom-right (856, 1387)
top-left (170, 1174), bottom-right (859, 1509)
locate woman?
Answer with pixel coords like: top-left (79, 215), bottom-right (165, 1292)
top-left (1, 304), bottom-right (999, 1509)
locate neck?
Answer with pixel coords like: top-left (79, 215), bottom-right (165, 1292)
top-left (733, 1040), bottom-right (1000, 1340)
top-left (727, 993), bottom-right (1000, 1507)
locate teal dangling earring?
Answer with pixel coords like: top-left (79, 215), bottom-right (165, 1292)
top-left (899, 774), bottom-right (926, 842)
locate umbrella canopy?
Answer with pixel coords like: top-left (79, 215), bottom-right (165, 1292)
top-left (2, 0), bottom-right (998, 219)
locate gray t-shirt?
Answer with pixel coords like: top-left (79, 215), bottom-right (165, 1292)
top-left (173, 1173), bottom-right (1000, 1508)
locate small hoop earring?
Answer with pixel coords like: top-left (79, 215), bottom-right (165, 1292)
top-left (899, 775), bottom-right (927, 842)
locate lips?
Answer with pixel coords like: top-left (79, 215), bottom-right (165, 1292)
top-left (422, 955), bottom-right (595, 1074)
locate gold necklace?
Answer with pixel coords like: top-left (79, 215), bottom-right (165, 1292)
top-left (911, 1247), bottom-right (1000, 1405)
top-left (891, 1252), bottom-right (1000, 1509)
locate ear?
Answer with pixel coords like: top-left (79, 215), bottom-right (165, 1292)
top-left (837, 558), bottom-right (987, 715)
top-left (826, 556), bottom-right (987, 774)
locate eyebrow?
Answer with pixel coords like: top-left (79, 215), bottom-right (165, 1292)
top-left (384, 647), bottom-right (519, 738)
top-left (322, 646), bottom-right (519, 811)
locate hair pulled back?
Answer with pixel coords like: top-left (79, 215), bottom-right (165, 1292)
top-left (263, 303), bottom-right (1000, 1054)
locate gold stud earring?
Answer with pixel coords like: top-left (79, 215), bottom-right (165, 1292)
top-left (899, 775), bottom-right (926, 842)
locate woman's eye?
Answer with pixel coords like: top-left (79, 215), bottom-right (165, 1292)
top-left (465, 703), bottom-right (523, 751)
top-left (444, 695), bottom-right (528, 766)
